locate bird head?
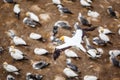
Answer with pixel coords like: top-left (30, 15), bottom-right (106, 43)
top-left (108, 6), bottom-right (112, 9)
top-left (66, 58), bottom-right (71, 64)
top-left (26, 12), bottom-right (30, 17)
top-left (59, 36), bottom-right (65, 41)
top-left (98, 26), bottom-right (104, 33)
top-left (78, 13), bottom-right (82, 17)
top-left (15, 4), bottom-right (20, 7)
top-left (3, 62), bottom-right (8, 66)
top-left (9, 46), bottom-right (15, 53)
top-left (57, 4), bottom-right (62, 8)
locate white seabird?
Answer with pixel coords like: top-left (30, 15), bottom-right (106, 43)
top-left (64, 49), bottom-right (80, 59)
top-left (84, 75), bottom-right (98, 80)
top-left (87, 10), bottom-right (100, 18)
top-left (98, 28), bottom-right (112, 44)
top-left (63, 68), bottom-right (78, 78)
top-left (84, 36), bottom-right (101, 59)
top-left (54, 20), bottom-right (71, 29)
top-left (9, 46), bottom-right (28, 60)
top-left (52, 0), bottom-right (61, 5)
top-left (7, 74), bottom-right (15, 80)
top-left (98, 26), bottom-right (115, 35)
top-left (80, 0), bottom-right (91, 7)
top-left (78, 13), bottom-right (91, 27)
top-left (13, 4), bottom-right (21, 19)
top-left (57, 4), bottom-right (73, 15)
top-left (53, 27), bottom-right (86, 60)
top-left (107, 6), bottom-right (117, 18)
top-left (13, 36), bottom-right (27, 46)
top-left (34, 48), bottom-right (48, 55)
top-left (3, 62), bottom-right (20, 75)
top-left (92, 37), bottom-right (106, 46)
top-left (23, 17), bottom-right (38, 27)
top-left (109, 50), bottom-right (120, 57)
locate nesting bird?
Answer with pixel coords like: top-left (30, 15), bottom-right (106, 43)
top-left (52, 0), bottom-right (61, 5)
top-left (54, 20), bottom-right (71, 29)
top-left (78, 13), bottom-right (91, 27)
top-left (57, 4), bottom-right (73, 15)
top-left (9, 46), bottom-right (28, 60)
top-left (64, 49), bottom-right (80, 59)
top-left (32, 60), bottom-right (50, 69)
top-left (87, 10), bottom-right (100, 18)
top-left (26, 12), bottom-right (41, 25)
top-left (7, 74), bottom-right (15, 80)
top-left (13, 4), bottom-right (21, 19)
top-left (3, 62), bottom-right (20, 75)
top-left (26, 72), bottom-right (43, 80)
top-left (63, 68), bottom-right (78, 79)
top-left (84, 75), bottom-right (98, 80)
top-left (80, 0), bottom-right (91, 7)
top-left (92, 37), bottom-right (106, 46)
top-left (34, 48), bottom-right (49, 55)
top-left (29, 32), bottom-right (46, 42)
top-left (66, 58), bottom-right (80, 73)
top-left (107, 6), bottom-right (118, 19)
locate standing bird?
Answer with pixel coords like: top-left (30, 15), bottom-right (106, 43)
top-left (52, 0), bottom-right (61, 5)
top-left (78, 13), bottom-right (92, 27)
top-left (26, 12), bottom-right (41, 26)
top-left (13, 4), bottom-right (21, 19)
top-left (57, 4), bottom-right (73, 15)
top-left (107, 6), bottom-right (118, 19)
top-left (7, 75), bottom-right (15, 80)
top-left (3, 62), bottom-right (20, 75)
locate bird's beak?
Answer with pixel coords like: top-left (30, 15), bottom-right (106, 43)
top-left (3, 62), bottom-right (8, 65)
top-left (26, 12), bottom-right (29, 16)
top-left (59, 36), bottom-right (64, 41)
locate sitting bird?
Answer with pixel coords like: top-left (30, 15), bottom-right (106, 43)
top-left (3, 62), bottom-right (20, 75)
top-left (7, 74), bottom-right (15, 80)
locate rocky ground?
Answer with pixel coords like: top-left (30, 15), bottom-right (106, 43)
top-left (0, 0), bottom-right (120, 80)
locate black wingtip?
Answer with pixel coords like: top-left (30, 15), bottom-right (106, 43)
top-left (53, 49), bottom-right (61, 60)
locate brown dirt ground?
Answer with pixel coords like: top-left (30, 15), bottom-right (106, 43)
top-left (0, 0), bottom-right (120, 80)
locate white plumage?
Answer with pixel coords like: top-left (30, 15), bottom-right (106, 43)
top-left (63, 68), bottom-right (78, 78)
top-left (84, 75), bottom-right (98, 80)
top-left (109, 50), bottom-right (120, 57)
top-left (64, 49), bottom-right (79, 58)
top-left (99, 32), bottom-right (110, 43)
top-left (7, 74), bottom-right (15, 80)
top-left (87, 10), bottom-right (99, 18)
top-left (3, 62), bottom-right (20, 75)
top-left (9, 46), bottom-right (25, 60)
top-left (26, 12), bottom-right (39, 22)
top-left (52, 0), bottom-right (61, 5)
top-left (13, 36), bottom-right (26, 45)
top-left (13, 4), bottom-right (20, 14)
top-left (118, 28), bottom-right (120, 35)
top-left (29, 33), bottom-right (42, 40)
top-left (80, 0), bottom-right (91, 7)
top-left (34, 48), bottom-right (48, 55)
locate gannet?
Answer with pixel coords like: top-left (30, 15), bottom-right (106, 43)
top-left (54, 21), bottom-right (71, 29)
top-left (23, 17), bottom-right (38, 27)
top-left (109, 53), bottom-right (120, 67)
top-left (109, 50), bottom-right (120, 57)
top-left (84, 75), bottom-right (98, 80)
top-left (98, 26), bottom-right (115, 35)
top-left (53, 28), bottom-right (86, 60)
top-left (66, 58), bottom-right (80, 73)
top-left (84, 36), bottom-right (101, 59)
top-left (3, 62), bottom-right (20, 75)
top-left (80, 0), bottom-right (91, 7)
top-left (29, 33), bottom-right (46, 42)
top-left (26, 12), bottom-right (41, 25)
top-left (87, 10), bottom-right (100, 18)
top-left (13, 36), bottom-right (27, 46)
top-left (9, 46), bottom-right (28, 60)
top-left (98, 28), bottom-right (112, 44)
top-left (7, 74), bottom-right (15, 80)
top-left (52, 0), bottom-right (61, 5)
top-left (92, 37), bottom-right (106, 46)
top-left (78, 13), bottom-right (91, 27)
top-left (107, 6), bottom-right (117, 18)
top-left (57, 4), bottom-right (73, 15)
top-left (31, 60), bottom-right (50, 69)
top-left (3, 0), bottom-right (16, 4)
top-left (64, 49), bottom-right (80, 59)
top-left (34, 48), bottom-right (49, 55)
top-left (13, 4), bottom-right (21, 19)
top-left (63, 68), bottom-right (78, 78)
top-left (26, 72), bottom-right (43, 80)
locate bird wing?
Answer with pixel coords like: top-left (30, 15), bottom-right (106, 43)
top-left (7, 65), bottom-right (18, 72)
top-left (76, 44), bottom-right (86, 53)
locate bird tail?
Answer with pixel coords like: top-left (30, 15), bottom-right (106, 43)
top-left (53, 49), bottom-right (61, 60)
top-left (107, 41), bottom-right (113, 45)
top-left (14, 69), bottom-right (20, 75)
top-left (37, 38), bottom-right (46, 43)
top-left (15, 13), bottom-right (20, 20)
